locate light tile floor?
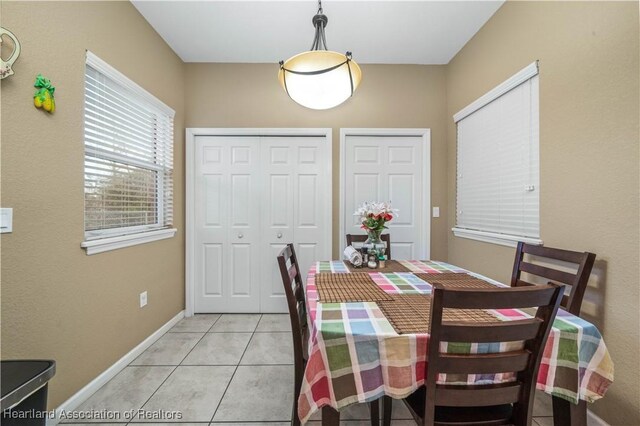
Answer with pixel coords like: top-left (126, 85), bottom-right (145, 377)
top-left (62, 314), bottom-right (556, 425)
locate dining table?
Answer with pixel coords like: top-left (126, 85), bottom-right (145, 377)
top-left (297, 259), bottom-right (614, 426)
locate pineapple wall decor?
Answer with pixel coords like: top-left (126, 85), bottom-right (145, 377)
top-left (33, 74), bottom-right (55, 113)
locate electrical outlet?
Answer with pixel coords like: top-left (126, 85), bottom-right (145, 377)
top-left (140, 291), bottom-right (148, 308)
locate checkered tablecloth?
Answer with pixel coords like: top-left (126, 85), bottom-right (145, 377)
top-left (298, 260), bottom-right (614, 423)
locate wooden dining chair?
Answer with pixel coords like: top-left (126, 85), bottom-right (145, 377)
top-left (346, 233), bottom-right (392, 259)
top-left (399, 283), bottom-right (564, 426)
top-left (511, 242), bottom-right (596, 315)
top-left (277, 244), bottom-right (381, 425)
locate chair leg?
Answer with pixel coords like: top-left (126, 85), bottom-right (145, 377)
top-left (369, 399), bottom-right (380, 425)
top-left (322, 406), bottom-right (340, 426)
top-left (382, 395), bottom-right (392, 426)
top-left (292, 401), bottom-right (300, 426)
top-left (552, 396), bottom-right (587, 426)
top-left (293, 361), bottom-right (303, 426)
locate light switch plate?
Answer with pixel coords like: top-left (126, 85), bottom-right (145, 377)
top-left (0, 208), bottom-right (13, 233)
top-left (432, 207), bottom-right (440, 218)
top-left (140, 291), bottom-right (148, 308)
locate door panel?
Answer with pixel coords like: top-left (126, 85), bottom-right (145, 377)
top-left (231, 174), bottom-right (251, 226)
top-left (388, 174), bottom-right (415, 226)
top-left (392, 242), bottom-right (415, 260)
top-left (203, 244), bottom-right (223, 295)
top-left (352, 174), bottom-right (381, 227)
top-left (269, 175), bottom-right (291, 226)
top-left (260, 139), bottom-right (295, 313)
top-left (354, 146), bottom-right (381, 164)
top-left (388, 146), bottom-right (415, 164)
top-left (231, 243), bottom-right (252, 296)
top-left (194, 136), bottom-right (260, 313)
top-left (260, 136), bottom-right (329, 312)
top-left (298, 175), bottom-right (318, 227)
top-left (344, 135), bottom-right (427, 259)
top-left (204, 175), bottom-right (222, 226)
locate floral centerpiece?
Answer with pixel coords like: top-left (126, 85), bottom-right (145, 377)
top-left (353, 201), bottom-right (398, 245)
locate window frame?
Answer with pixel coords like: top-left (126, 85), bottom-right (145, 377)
top-left (451, 61), bottom-right (542, 248)
top-left (81, 51), bottom-right (176, 254)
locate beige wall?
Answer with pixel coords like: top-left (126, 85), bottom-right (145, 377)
top-left (1, 1), bottom-right (638, 423)
top-left (0, 2), bottom-right (185, 408)
top-left (445, 2), bottom-right (639, 424)
top-left (185, 63), bottom-right (450, 260)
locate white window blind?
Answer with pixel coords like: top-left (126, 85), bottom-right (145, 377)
top-left (83, 52), bottom-right (174, 240)
top-left (453, 62), bottom-right (540, 246)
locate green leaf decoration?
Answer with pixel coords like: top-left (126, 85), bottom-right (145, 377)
top-left (33, 74), bottom-right (55, 95)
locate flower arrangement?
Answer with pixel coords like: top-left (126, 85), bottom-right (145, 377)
top-left (353, 201), bottom-right (398, 244)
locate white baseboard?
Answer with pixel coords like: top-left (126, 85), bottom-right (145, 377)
top-left (48, 310), bottom-right (185, 426)
top-left (588, 409), bottom-right (609, 426)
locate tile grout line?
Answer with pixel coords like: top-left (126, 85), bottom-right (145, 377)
top-left (124, 365), bottom-right (178, 425)
top-left (130, 363), bottom-right (294, 367)
top-left (208, 314), bottom-right (263, 424)
top-left (126, 314), bottom-right (224, 425)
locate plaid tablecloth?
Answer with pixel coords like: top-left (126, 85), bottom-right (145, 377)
top-left (298, 260), bottom-right (614, 423)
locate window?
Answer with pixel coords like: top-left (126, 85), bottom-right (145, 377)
top-left (81, 52), bottom-right (176, 254)
top-left (452, 62), bottom-right (541, 247)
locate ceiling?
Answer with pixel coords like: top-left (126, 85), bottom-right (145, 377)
top-left (132, 1), bottom-right (504, 65)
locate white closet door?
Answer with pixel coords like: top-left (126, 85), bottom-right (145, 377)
top-left (194, 136), bottom-right (261, 313)
top-left (344, 135), bottom-right (427, 260)
top-left (191, 132), bottom-right (331, 314)
top-left (260, 136), bottom-right (329, 313)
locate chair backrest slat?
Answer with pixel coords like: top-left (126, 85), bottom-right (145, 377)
top-left (520, 243), bottom-right (585, 263)
top-left (346, 233), bottom-right (392, 259)
top-left (438, 351), bottom-right (531, 374)
top-left (440, 319), bottom-right (543, 343)
top-left (422, 283), bottom-right (564, 426)
top-left (511, 241), bottom-right (596, 315)
top-left (518, 261), bottom-right (576, 285)
top-left (439, 285), bottom-right (559, 310)
top-left (434, 383), bottom-right (522, 407)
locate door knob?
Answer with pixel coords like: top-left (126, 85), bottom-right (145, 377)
top-left (238, 233), bottom-right (244, 239)
top-left (277, 232), bottom-right (283, 239)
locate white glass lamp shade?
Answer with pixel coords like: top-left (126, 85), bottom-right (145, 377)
top-left (278, 50), bottom-right (362, 110)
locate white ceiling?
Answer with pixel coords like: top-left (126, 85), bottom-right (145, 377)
top-left (132, 1), bottom-right (504, 65)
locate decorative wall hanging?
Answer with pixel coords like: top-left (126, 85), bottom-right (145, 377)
top-left (33, 74), bottom-right (56, 113)
top-left (0, 27), bottom-right (21, 79)
top-left (278, 0), bottom-right (362, 110)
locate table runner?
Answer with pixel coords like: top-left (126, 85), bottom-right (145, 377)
top-left (378, 293), bottom-right (500, 334)
top-left (413, 272), bottom-right (471, 281)
top-left (298, 260), bottom-right (614, 424)
top-left (415, 274), bottom-right (499, 290)
top-left (315, 272), bottom-right (394, 303)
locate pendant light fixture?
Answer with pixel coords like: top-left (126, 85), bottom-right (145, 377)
top-left (278, 0), bottom-right (362, 110)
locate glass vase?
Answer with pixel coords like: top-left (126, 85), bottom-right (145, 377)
top-left (365, 229), bottom-right (383, 245)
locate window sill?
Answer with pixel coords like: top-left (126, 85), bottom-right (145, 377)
top-left (452, 227), bottom-right (542, 248)
top-left (81, 228), bottom-right (177, 255)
